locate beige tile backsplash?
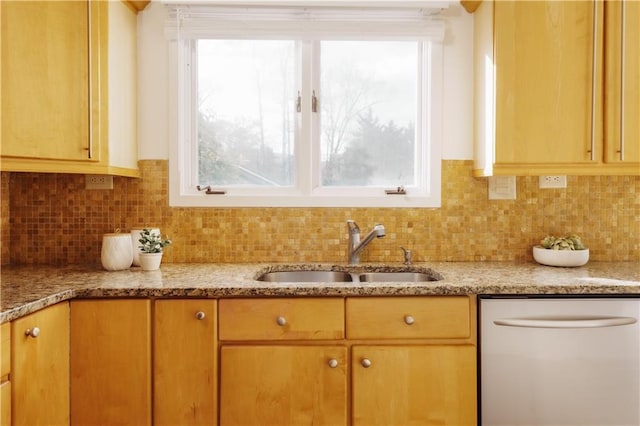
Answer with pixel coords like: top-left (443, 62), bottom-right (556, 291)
top-left (1, 160), bottom-right (638, 265)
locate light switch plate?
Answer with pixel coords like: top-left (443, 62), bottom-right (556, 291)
top-left (488, 176), bottom-right (516, 200)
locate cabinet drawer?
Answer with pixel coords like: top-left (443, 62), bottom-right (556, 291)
top-left (219, 298), bottom-right (344, 341)
top-left (346, 296), bottom-right (471, 339)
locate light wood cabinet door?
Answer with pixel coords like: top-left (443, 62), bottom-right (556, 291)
top-left (352, 345), bottom-right (477, 426)
top-left (220, 345), bottom-right (348, 426)
top-left (0, 322), bottom-right (9, 426)
top-left (11, 302), bottom-right (70, 426)
top-left (154, 299), bottom-right (217, 426)
top-left (70, 299), bottom-right (151, 426)
top-left (494, 0), bottom-right (603, 167)
top-left (0, 382), bottom-right (9, 426)
top-left (1, 1), bottom-right (92, 162)
top-left (605, 0), bottom-right (640, 165)
top-left (0, 1), bottom-right (139, 176)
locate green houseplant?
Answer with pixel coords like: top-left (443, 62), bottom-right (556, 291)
top-left (137, 228), bottom-right (172, 270)
top-left (533, 234), bottom-right (589, 267)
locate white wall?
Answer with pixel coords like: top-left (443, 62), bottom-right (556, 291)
top-left (136, 0), bottom-right (474, 160)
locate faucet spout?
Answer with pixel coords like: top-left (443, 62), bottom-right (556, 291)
top-left (348, 220), bottom-right (385, 264)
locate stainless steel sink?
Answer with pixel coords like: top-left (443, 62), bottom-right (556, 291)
top-left (257, 270), bottom-right (354, 282)
top-left (358, 272), bottom-right (441, 282)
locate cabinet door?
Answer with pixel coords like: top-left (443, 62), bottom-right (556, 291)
top-left (605, 0), bottom-right (640, 164)
top-left (70, 299), bottom-right (151, 426)
top-left (494, 1), bottom-right (603, 166)
top-left (11, 302), bottom-right (70, 426)
top-left (154, 299), bottom-right (217, 426)
top-left (0, 323), bottom-right (9, 426)
top-left (220, 345), bottom-right (347, 426)
top-left (352, 345), bottom-right (476, 426)
top-left (1, 1), bottom-right (93, 161)
top-left (0, 382), bottom-right (9, 426)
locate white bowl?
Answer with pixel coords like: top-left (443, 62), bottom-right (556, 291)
top-left (533, 246), bottom-right (589, 267)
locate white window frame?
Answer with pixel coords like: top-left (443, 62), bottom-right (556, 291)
top-left (167, 3), bottom-right (444, 207)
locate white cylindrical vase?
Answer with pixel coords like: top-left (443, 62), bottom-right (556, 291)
top-left (131, 228), bottom-right (160, 266)
top-left (101, 233), bottom-right (133, 271)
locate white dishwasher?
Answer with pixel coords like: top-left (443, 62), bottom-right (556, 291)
top-left (480, 296), bottom-right (640, 426)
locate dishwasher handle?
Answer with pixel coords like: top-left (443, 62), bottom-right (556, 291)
top-left (494, 316), bottom-right (638, 329)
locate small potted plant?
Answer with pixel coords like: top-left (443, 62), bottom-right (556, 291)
top-left (137, 228), bottom-right (172, 271)
top-left (533, 234), bottom-right (589, 267)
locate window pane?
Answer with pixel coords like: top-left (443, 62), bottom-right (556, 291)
top-left (319, 41), bottom-right (418, 187)
top-left (197, 40), bottom-right (296, 186)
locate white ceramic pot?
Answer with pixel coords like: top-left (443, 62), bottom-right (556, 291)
top-left (138, 252), bottom-right (163, 271)
top-left (101, 233), bottom-right (133, 271)
top-left (131, 228), bottom-right (160, 266)
top-left (533, 245), bottom-right (589, 267)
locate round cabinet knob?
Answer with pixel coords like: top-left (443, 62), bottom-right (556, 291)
top-left (404, 315), bottom-right (415, 325)
top-left (361, 358), bottom-right (372, 368)
top-left (276, 316), bottom-right (287, 326)
top-left (25, 327), bottom-right (40, 338)
top-left (196, 311), bottom-right (206, 320)
top-left (328, 359), bottom-right (339, 368)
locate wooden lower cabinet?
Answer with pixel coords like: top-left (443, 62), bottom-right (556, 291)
top-left (0, 382), bottom-right (9, 426)
top-left (154, 299), bottom-right (217, 426)
top-left (219, 345), bottom-right (348, 426)
top-left (0, 322), bottom-right (9, 426)
top-left (352, 345), bottom-right (477, 426)
top-left (11, 302), bottom-right (70, 426)
top-left (70, 299), bottom-right (151, 426)
top-left (218, 296), bottom-right (477, 426)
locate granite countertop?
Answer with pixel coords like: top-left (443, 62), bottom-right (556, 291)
top-left (1, 261), bottom-right (639, 323)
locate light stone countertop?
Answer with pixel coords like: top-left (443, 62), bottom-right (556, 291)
top-left (1, 261), bottom-right (639, 323)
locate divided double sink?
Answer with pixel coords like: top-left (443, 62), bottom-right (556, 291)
top-left (257, 268), bottom-right (442, 283)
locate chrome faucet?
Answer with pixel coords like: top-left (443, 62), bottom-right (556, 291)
top-left (347, 220), bottom-right (385, 264)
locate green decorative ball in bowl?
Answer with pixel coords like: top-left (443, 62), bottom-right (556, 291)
top-left (533, 235), bottom-right (589, 267)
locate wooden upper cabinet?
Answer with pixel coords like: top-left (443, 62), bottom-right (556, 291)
top-left (473, 0), bottom-right (639, 176)
top-left (1, 1), bottom-right (91, 161)
top-left (0, 0), bottom-right (139, 176)
top-left (604, 0), bottom-right (640, 166)
top-left (495, 1), bottom-right (602, 167)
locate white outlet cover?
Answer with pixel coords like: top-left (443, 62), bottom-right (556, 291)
top-left (85, 175), bottom-right (114, 190)
top-left (539, 175), bottom-right (567, 189)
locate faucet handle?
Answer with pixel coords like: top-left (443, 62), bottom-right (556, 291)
top-left (401, 247), bottom-right (412, 265)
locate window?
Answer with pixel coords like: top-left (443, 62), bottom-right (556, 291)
top-left (168, 3), bottom-right (445, 207)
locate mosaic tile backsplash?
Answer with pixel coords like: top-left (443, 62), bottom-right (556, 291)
top-left (1, 160), bottom-right (638, 266)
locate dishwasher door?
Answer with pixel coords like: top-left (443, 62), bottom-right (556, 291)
top-left (480, 297), bottom-right (640, 426)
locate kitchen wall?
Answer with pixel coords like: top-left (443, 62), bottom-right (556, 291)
top-left (1, 3), bottom-right (638, 266)
top-left (2, 161), bottom-right (638, 266)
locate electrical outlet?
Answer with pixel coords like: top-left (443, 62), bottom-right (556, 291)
top-left (539, 175), bottom-right (567, 189)
top-left (85, 175), bottom-right (113, 190)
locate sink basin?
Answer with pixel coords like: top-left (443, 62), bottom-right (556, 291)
top-left (358, 272), bottom-right (441, 282)
top-left (257, 270), bottom-right (353, 282)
